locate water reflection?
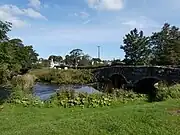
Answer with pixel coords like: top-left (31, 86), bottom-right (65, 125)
top-left (33, 83), bottom-right (100, 100)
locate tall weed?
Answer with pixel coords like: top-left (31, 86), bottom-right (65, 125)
top-left (11, 74), bottom-right (36, 90)
top-left (147, 83), bottom-right (180, 102)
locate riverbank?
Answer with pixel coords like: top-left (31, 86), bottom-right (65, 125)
top-left (29, 68), bottom-right (93, 85)
top-left (33, 82), bottom-right (100, 100)
top-left (1, 74), bottom-right (180, 135)
top-left (0, 99), bottom-right (179, 135)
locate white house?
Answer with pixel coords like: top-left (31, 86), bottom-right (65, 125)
top-left (50, 58), bottom-right (68, 70)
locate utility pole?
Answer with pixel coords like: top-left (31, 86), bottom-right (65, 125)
top-left (97, 46), bottom-right (100, 59)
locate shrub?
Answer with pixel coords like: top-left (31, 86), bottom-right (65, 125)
top-left (47, 89), bottom-right (112, 108)
top-left (0, 64), bottom-right (11, 84)
top-left (46, 88), bottom-right (147, 108)
top-left (111, 89), bottom-right (146, 103)
top-left (165, 84), bottom-right (180, 99)
top-left (147, 83), bottom-right (180, 102)
top-left (11, 74), bottom-right (36, 90)
top-left (8, 85), bottom-right (44, 107)
top-left (7, 74), bottom-right (44, 107)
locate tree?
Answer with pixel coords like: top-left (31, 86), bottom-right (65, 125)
top-left (48, 55), bottom-right (56, 61)
top-left (92, 58), bottom-right (101, 62)
top-left (69, 49), bottom-right (83, 67)
top-left (70, 49), bottom-right (83, 57)
top-left (79, 54), bottom-right (91, 66)
top-left (0, 24), bottom-right (38, 69)
top-left (9, 38), bottom-right (24, 47)
top-left (0, 42), bottom-right (12, 65)
top-left (91, 58), bottom-right (102, 65)
top-left (56, 56), bottom-right (63, 62)
top-left (23, 45), bottom-right (39, 67)
top-left (33, 58), bottom-right (50, 69)
top-left (120, 28), bottom-right (151, 65)
top-left (64, 55), bottom-right (73, 65)
top-left (48, 55), bottom-right (63, 62)
top-left (150, 23), bottom-right (180, 65)
top-left (0, 21), bottom-right (12, 42)
top-left (111, 59), bottom-right (125, 66)
top-left (0, 20), bottom-right (39, 84)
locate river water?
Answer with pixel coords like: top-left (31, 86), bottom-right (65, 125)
top-left (33, 83), bottom-right (100, 100)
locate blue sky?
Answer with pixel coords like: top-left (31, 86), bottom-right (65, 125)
top-left (0, 0), bottom-right (179, 60)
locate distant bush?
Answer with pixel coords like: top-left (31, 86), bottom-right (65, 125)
top-left (30, 69), bottom-right (93, 85)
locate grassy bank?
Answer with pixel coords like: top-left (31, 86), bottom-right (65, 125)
top-left (0, 99), bottom-right (179, 135)
top-left (5, 74), bottom-right (180, 108)
top-left (1, 73), bottom-right (180, 135)
top-left (29, 68), bottom-right (93, 85)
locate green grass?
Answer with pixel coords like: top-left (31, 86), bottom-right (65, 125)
top-left (0, 100), bottom-right (180, 135)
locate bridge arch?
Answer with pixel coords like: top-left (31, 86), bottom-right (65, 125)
top-left (133, 77), bottom-right (163, 94)
top-left (109, 73), bottom-right (128, 89)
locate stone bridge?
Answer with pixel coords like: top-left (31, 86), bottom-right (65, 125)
top-left (92, 65), bottom-right (180, 93)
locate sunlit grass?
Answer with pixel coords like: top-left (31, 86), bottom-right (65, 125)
top-left (0, 99), bottom-right (179, 135)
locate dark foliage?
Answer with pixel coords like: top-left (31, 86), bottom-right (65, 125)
top-left (0, 20), bottom-right (39, 84)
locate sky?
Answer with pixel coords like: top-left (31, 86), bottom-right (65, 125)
top-left (0, 0), bottom-right (180, 60)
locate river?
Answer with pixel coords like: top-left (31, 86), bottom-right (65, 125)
top-left (33, 83), bottom-right (100, 100)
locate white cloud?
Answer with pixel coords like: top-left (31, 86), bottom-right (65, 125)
top-left (79, 11), bottom-right (90, 18)
top-left (0, 5), bottom-right (24, 15)
top-left (0, 6), bottom-right (28, 28)
top-left (0, 4), bottom-right (47, 28)
top-left (71, 11), bottom-right (90, 19)
top-left (0, 5), bottom-right (46, 19)
top-left (69, 11), bottom-right (90, 24)
top-left (28, 0), bottom-right (41, 9)
top-left (121, 16), bottom-right (159, 29)
top-left (87, 0), bottom-right (124, 11)
top-left (83, 19), bottom-right (91, 24)
top-left (122, 20), bottom-right (145, 29)
top-left (23, 8), bottom-right (47, 20)
top-left (10, 19), bottom-right (29, 28)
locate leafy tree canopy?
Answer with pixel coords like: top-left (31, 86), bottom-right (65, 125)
top-left (0, 21), bottom-right (12, 42)
top-left (0, 20), bottom-right (39, 84)
top-left (120, 28), bottom-right (151, 65)
top-left (150, 23), bottom-right (180, 65)
top-left (48, 55), bottom-right (63, 62)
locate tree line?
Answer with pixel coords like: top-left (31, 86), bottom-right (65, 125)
top-left (46, 23), bottom-right (180, 67)
top-left (120, 23), bottom-right (180, 66)
top-left (1, 19), bottom-right (180, 78)
top-left (44, 49), bottom-right (102, 67)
